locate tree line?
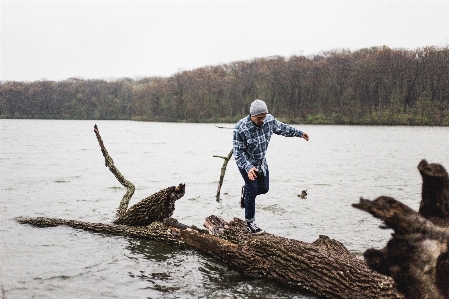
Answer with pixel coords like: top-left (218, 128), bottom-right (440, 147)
top-left (1, 46), bottom-right (448, 125)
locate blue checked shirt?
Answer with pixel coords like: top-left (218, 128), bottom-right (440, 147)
top-left (233, 114), bottom-right (304, 175)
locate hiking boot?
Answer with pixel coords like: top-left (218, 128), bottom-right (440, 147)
top-left (240, 185), bottom-right (245, 209)
top-left (246, 222), bottom-right (263, 234)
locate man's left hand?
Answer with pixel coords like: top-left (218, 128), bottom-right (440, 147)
top-left (302, 132), bottom-right (309, 141)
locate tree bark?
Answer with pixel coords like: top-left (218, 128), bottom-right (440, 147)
top-left (353, 160), bottom-right (449, 299)
top-left (201, 216), bottom-right (401, 299)
top-left (113, 184), bottom-right (185, 226)
top-left (15, 216), bottom-right (186, 247)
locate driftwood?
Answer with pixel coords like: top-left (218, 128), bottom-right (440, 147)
top-left (353, 160), bottom-right (449, 299)
top-left (94, 124), bottom-right (186, 226)
top-left (213, 149), bottom-right (233, 202)
top-left (15, 215), bottom-right (401, 299)
top-left (15, 125), bottom-right (404, 299)
top-left (94, 124), bottom-right (135, 217)
top-left (201, 216), bottom-right (400, 298)
top-left (15, 216), bottom-right (186, 247)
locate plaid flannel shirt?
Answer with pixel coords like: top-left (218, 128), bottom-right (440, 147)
top-left (233, 114), bottom-right (304, 175)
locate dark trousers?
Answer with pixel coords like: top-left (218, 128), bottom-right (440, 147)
top-left (238, 167), bottom-right (269, 222)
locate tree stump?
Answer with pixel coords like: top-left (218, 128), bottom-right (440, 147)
top-left (113, 184), bottom-right (185, 226)
top-left (353, 160), bottom-right (449, 299)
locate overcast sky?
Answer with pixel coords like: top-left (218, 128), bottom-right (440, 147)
top-left (1, 1), bottom-right (448, 82)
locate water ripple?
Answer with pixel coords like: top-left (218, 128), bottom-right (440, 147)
top-left (1, 120), bottom-right (447, 299)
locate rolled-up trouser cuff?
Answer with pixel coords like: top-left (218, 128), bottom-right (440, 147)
top-left (246, 217), bottom-right (255, 223)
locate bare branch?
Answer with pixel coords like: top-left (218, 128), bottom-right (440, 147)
top-left (213, 149), bottom-right (233, 202)
top-left (94, 124), bottom-right (135, 217)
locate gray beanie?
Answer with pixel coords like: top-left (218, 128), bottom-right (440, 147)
top-left (250, 99), bottom-right (268, 116)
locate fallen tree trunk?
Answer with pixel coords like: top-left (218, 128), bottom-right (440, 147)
top-left (353, 160), bottom-right (449, 299)
top-left (201, 216), bottom-right (401, 298)
top-left (14, 124), bottom-right (403, 299)
top-left (16, 215), bottom-right (401, 299)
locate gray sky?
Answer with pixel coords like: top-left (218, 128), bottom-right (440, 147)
top-left (1, 1), bottom-right (448, 82)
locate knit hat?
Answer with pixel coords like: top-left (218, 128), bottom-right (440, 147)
top-left (250, 99), bottom-right (268, 116)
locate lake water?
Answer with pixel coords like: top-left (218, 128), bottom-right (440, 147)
top-left (1, 119), bottom-right (448, 299)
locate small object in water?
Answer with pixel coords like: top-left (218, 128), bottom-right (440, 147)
top-left (298, 189), bottom-right (308, 199)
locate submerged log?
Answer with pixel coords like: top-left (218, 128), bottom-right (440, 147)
top-left (353, 160), bottom-right (449, 299)
top-left (14, 124), bottom-right (404, 299)
top-left (15, 216), bottom-right (186, 247)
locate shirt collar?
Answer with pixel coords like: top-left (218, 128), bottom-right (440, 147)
top-left (245, 114), bottom-right (252, 125)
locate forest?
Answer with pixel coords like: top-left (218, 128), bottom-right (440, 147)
top-left (1, 46), bottom-right (448, 126)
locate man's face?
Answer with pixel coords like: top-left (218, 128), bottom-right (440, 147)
top-left (250, 113), bottom-right (267, 127)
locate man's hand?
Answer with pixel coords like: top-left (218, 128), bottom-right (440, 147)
top-left (248, 167), bottom-right (258, 181)
top-left (302, 132), bottom-right (309, 141)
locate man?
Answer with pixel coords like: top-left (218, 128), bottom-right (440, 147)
top-left (233, 99), bottom-right (309, 234)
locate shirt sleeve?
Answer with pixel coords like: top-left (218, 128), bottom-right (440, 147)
top-left (233, 129), bottom-right (254, 172)
top-left (273, 117), bottom-right (304, 137)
